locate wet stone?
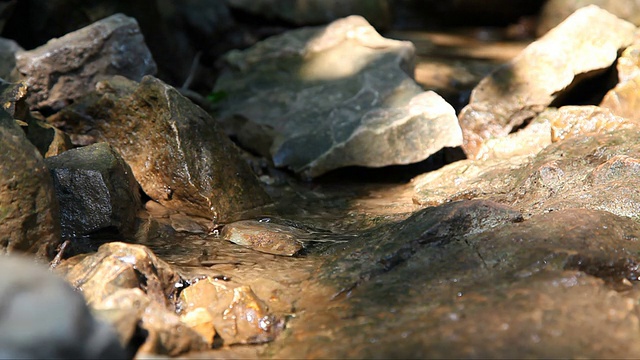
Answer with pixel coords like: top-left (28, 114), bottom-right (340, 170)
top-left (45, 142), bottom-right (141, 240)
top-left (214, 15), bottom-right (462, 178)
top-left (458, 5), bottom-right (636, 158)
top-left (15, 13), bottom-right (156, 113)
top-left (0, 109), bottom-right (60, 259)
top-left (221, 219), bottom-right (304, 256)
top-left (49, 75), bottom-right (272, 224)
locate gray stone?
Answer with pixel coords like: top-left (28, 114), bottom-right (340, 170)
top-left (50, 75), bottom-right (271, 224)
top-left (44, 142), bottom-right (141, 239)
top-left (0, 109), bottom-right (60, 259)
top-left (0, 37), bottom-right (21, 80)
top-left (458, 5), bottom-right (636, 159)
top-left (15, 13), bottom-right (156, 112)
top-left (215, 15), bottom-right (462, 178)
top-left (225, 0), bottom-right (392, 29)
top-left (0, 254), bottom-right (126, 358)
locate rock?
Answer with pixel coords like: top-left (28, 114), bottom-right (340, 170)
top-left (225, 0), bottom-right (392, 29)
top-left (44, 142), bottom-right (141, 240)
top-left (414, 128), bottom-right (640, 219)
top-left (0, 109), bottom-right (60, 259)
top-left (221, 219), bottom-right (303, 256)
top-left (215, 15), bottom-right (462, 177)
top-left (0, 254), bottom-right (126, 358)
top-left (0, 37), bottom-right (21, 79)
top-left (458, 5), bottom-right (636, 159)
top-left (49, 75), bottom-right (271, 224)
top-left (600, 43), bottom-right (640, 121)
top-left (178, 276), bottom-right (284, 345)
top-left (539, 105), bottom-right (632, 142)
top-left (537, 0), bottom-right (640, 36)
top-left (15, 13), bottom-right (156, 113)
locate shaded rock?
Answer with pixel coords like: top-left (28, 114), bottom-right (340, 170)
top-left (537, 0), bottom-right (640, 36)
top-left (225, 0), bottom-right (392, 29)
top-left (44, 142), bottom-right (141, 240)
top-left (274, 203), bottom-right (640, 358)
top-left (221, 219), bottom-right (303, 256)
top-left (0, 109), bottom-right (60, 258)
top-left (0, 37), bottom-right (21, 79)
top-left (178, 276), bottom-right (284, 345)
top-left (215, 15), bottom-right (462, 177)
top-left (600, 42), bottom-right (640, 121)
top-left (50, 75), bottom-right (271, 224)
top-left (458, 5), bottom-right (636, 159)
top-left (15, 13), bottom-right (156, 113)
top-left (0, 254), bottom-right (126, 359)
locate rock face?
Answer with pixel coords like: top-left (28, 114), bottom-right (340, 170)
top-left (15, 13), bottom-right (156, 113)
top-left (0, 110), bottom-right (60, 259)
top-left (0, 255), bottom-right (126, 358)
top-left (50, 75), bottom-right (271, 224)
top-left (44, 142), bottom-right (141, 239)
top-left (600, 42), bottom-right (640, 121)
top-left (458, 5), bottom-right (636, 158)
top-left (214, 15), bottom-right (462, 178)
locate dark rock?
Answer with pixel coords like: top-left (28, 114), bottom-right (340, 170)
top-left (225, 0), bottom-right (392, 29)
top-left (458, 5), bottom-right (635, 159)
top-left (49, 75), bottom-right (271, 224)
top-left (215, 15), bottom-right (462, 177)
top-left (0, 37), bottom-right (21, 79)
top-left (0, 254), bottom-right (127, 359)
top-left (0, 109), bottom-right (60, 259)
top-left (44, 142), bottom-right (141, 239)
top-left (15, 13), bottom-right (156, 113)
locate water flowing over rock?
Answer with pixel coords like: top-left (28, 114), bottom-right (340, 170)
top-left (15, 13), bottom-right (157, 113)
top-left (458, 5), bottom-right (636, 158)
top-left (0, 110), bottom-right (60, 259)
top-left (50, 75), bottom-right (271, 224)
top-left (0, 255), bottom-right (126, 358)
top-left (44, 142), bottom-right (141, 240)
top-left (214, 15), bottom-right (462, 178)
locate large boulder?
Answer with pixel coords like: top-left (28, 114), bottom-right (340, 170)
top-left (15, 13), bottom-right (156, 113)
top-left (214, 15), bottom-right (462, 178)
top-left (458, 5), bottom-right (636, 159)
top-left (537, 0), bottom-right (640, 36)
top-left (50, 75), bottom-right (271, 224)
top-left (0, 109), bottom-right (60, 259)
top-left (44, 142), bottom-right (141, 240)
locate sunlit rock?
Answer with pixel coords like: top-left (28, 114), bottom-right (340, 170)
top-left (178, 276), bottom-right (284, 345)
top-left (0, 109), bottom-right (60, 259)
top-left (44, 142), bottom-right (141, 240)
top-left (537, 0), bottom-right (640, 36)
top-left (214, 15), bottom-right (462, 178)
top-left (458, 5), bottom-right (635, 158)
top-left (50, 75), bottom-right (271, 224)
top-left (0, 255), bottom-right (126, 358)
top-left (15, 13), bottom-right (156, 113)
top-left (600, 43), bottom-right (640, 122)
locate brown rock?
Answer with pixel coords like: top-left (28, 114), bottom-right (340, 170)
top-left (221, 219), bottom-right (303, 256)
top-left (537, 0), bottom-right (640, 36)
top-left (600, 42), bottom-right (640, 122)
top-left (0, 109), bottom-right (60, 259)
top-left (15, 13), bottom-right (156, 113)
top-left (458, 5), bottom-right (636, 159)
top-left (50, 75), bottom-right (271, 224)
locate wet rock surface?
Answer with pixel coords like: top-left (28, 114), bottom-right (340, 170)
top-left (45, 142), bottom-right (141, 240)
top-left (0, 109), bottom-right (60, 259)
top-left (14, 13), bottom-right (156, 113)
top-left (50, 75), bottom-right (271, 223)
top-left (458, 5), bottom-right (636, 158)
top-left (214, 15), bottom-right (462, 177)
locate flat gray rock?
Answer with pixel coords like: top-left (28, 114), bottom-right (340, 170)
top-left (458, 5), bottom-right (636, 158)
top-left (214, 15), bottom-right (462, 178)
top-left (15, 13), bottom-right (156, 113)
